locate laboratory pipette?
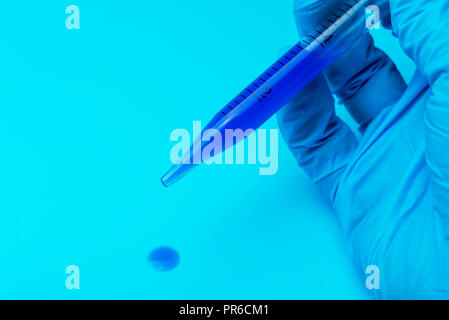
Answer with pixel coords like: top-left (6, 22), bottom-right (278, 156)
top-left (162, 0), bottom-right (386, 187)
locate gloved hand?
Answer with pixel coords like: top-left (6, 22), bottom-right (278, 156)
top-left (278, 0), bottom-right (449, 299)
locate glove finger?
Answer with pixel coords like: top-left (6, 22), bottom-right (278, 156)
top-left (277, 74), bottom-right (358, 199)
top-left (324, 34), bottom-right (407, 131)
top-left (390, 0), bottom-right (449, 220)
top-left (293, 0), bottom-right (406, 132)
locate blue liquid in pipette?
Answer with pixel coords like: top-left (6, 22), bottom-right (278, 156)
top-left (161, 0), bottom-right (380, 187)
top-left (161, 49), bottom-right (342, 187)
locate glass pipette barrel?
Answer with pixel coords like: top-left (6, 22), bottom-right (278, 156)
top-left (162, 0), bottom-right (386, 187)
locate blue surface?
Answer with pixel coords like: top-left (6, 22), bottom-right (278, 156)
top-left (0, 1), bottom-right (414, 299)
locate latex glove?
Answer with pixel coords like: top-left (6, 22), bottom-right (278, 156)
top-left (278, 0), bottom-right (449, 299)
top-left (390, 0), bottom-right (449, 223)
top-left (278, 0), bottom-right (406, 197)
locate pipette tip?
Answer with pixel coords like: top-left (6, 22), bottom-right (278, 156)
top-left (161, 176), bottom-right (169, 188)
top-left (161, 162), bottom-right (197, 188)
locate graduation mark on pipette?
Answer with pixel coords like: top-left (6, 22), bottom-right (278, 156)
top-left (218, 0), bottom-right (361, 117)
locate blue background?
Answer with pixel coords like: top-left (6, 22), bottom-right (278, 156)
top-left (0, 1), bottom-right (415, 299)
